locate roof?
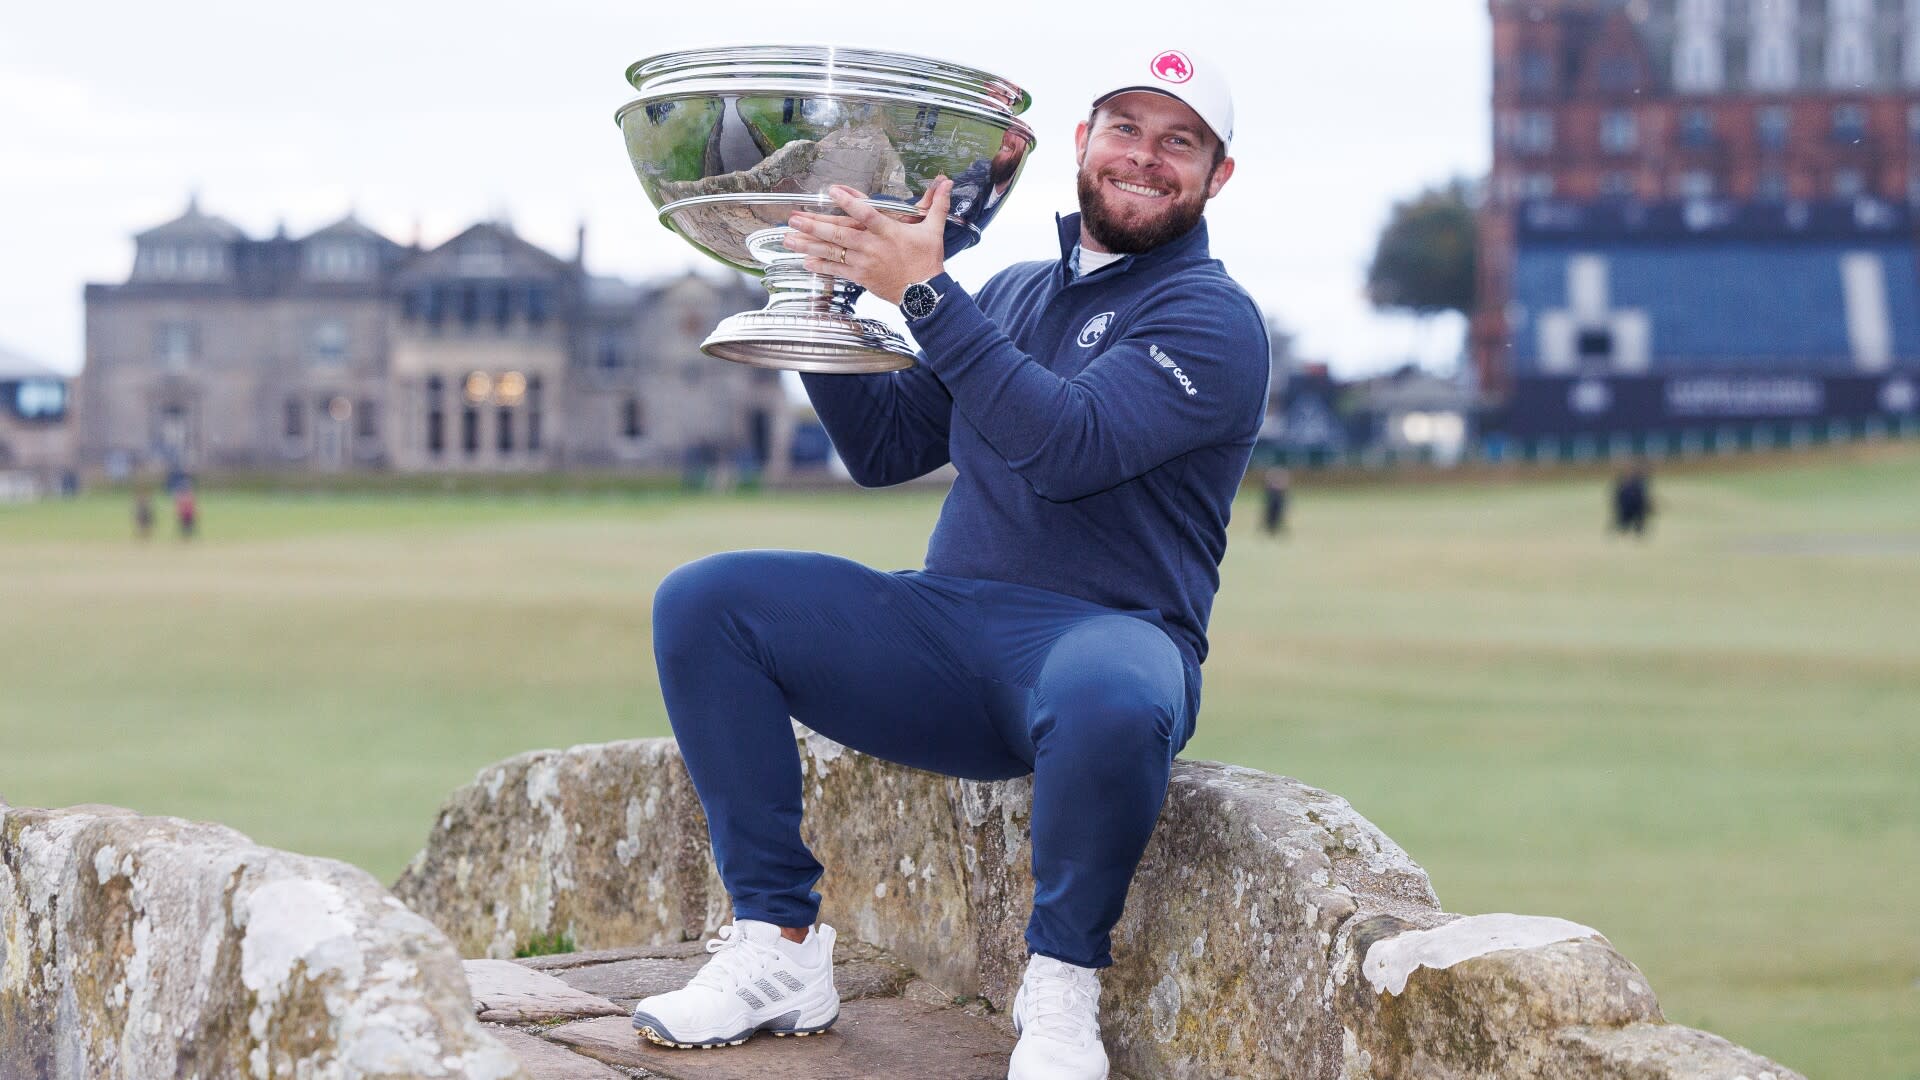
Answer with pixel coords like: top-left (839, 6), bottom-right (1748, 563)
top-left (135, 195), bottom-right (247, 243)
top-left (0, 342), bottom-right (63, 379)
top-left (301, 212), bottom-right (396, 246)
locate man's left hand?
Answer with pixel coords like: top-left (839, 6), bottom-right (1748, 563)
top-left (785, 178), bottom-right (951, 305)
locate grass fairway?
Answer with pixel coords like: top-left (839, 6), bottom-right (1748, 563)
top-left (3, 448), bottom-right (1917, 1078)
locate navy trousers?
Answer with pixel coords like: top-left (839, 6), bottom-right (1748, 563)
top-left (651, 550), bottom-right (1200, 968)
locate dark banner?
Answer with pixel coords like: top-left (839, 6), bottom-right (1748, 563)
top-left (1494, 373), bottom-right (1919, 436)
top-left (1, 379), bottom-right (68, 423)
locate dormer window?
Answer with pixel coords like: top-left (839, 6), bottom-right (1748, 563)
top-left (306, 242), bottom-right (372, 281)
top-left (134, 242), bottom-right (227, 282)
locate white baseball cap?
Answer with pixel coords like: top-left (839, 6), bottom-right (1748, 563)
top-left (1090, 47), bottom-right (1234, 150)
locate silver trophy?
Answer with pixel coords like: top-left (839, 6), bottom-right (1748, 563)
top-left (615, 46), bottom-right (1036, 372)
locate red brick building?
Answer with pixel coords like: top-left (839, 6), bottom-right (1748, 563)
top-left (1476, 0), bottom-right (1920, 395)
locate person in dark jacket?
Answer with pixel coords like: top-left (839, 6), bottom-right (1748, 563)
top-left (634, 49), bottom-right (1264, 1080)
top-left (1611, 464), bottom-right (1653, 537)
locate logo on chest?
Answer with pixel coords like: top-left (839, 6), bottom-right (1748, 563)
top-left (1077, 312), bottom-right (1116, 348)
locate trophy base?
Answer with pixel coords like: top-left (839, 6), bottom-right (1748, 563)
top-left (701, 310), bottom-right (916, 373)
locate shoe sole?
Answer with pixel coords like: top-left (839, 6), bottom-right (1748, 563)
top-left (631, 1009), bottom-right (838, 1049)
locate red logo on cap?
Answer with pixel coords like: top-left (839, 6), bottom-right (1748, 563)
top-left (1151, 50), bottom-right (1193, 84)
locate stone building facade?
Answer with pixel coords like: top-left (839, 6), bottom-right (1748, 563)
top-left (79, 198), bottom-right (786, 476)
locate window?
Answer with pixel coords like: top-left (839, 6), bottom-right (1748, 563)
top-left (1907, 104), bottom-right (1920, 142)
top-left (1519, 50), bottom-right (1553, 91)
top-left (527, 286), bottom-right (552, 327)
top-left (356, 399), bottom-right (377, 440)
top-left (459, 284), bottom-right (480, 328)
top-left (1681, 108), bottom-right (1716, 147)
top-left (1677, 39), bottom-right (1722, 90)
top-left (1509, 111), bottom-right (1554, 153)
top-left (623, 397), bottom-right (644, 440)
top-left (527, 377), bottom-right (543, 452)
top-left (1596, 56), bottom-right (1638, 90)
top-left (426, 375), bottom-right (445, 455)
top-left (1829, 36), bottom-right (1872, 87)
top-left (305, 242), bottom-right (371, 281)
top-left (309, 318), bottom-right (349, 364)
top-left (1601, 111), bottom-right (1638, 152)
top-left (1757, 170), bottom-right (1790, 200)
top-left (154, 322), bottom-right (197, 372)
top-left (497, 406), bottom-right (515, 452)
top-left (1751, 38), bottom-right (1794, 89)
top-left (1833, 103), bottom-right (1867, 142)
top-left (1757, 105), bottom-right (1791, 149)
top-left (596, 334), bottom-right (623, 370)
top-left (1677, 170), bottom-right (1716, 198)
top-left (491, 285), bottom-right (512, 331)
top-left (1834, 167), bottom-right (1866, 198)
top-left (462, 405), bottom-right (479, 455)
top-left (1601, 171), bottom-right (1637, 198)
top-left (284, 397), bottom-right (304, 440)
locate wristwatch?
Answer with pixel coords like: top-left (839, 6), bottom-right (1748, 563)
top-left (900, 279), bottom-right (942, 322)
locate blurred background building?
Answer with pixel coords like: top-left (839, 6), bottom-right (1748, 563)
top-left (78, 198), bottom-right (793, 479)
top-left (1474, 0), bottom-right (1920, 449)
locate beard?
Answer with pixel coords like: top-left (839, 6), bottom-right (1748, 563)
top-left (1076, 163), bottom-right (1211, 254)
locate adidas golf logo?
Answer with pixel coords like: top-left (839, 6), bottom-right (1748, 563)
top-left (1149, 343), bottom-right (1198, 396)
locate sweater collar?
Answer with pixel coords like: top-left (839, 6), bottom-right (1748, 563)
top-left (1053, 212), bottom-right (1211, 284)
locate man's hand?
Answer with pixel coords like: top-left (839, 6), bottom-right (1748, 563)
top-left (785, 179), bottom-right (951, 305)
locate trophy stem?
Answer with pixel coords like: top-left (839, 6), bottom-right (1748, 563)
top-left (760, 248), bottom-right (864, 317)
top-left (698, 226), bottom-right (917, 373)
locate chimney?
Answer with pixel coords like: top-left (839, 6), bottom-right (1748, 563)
top-left (575, 221), bottom-right (587, 267)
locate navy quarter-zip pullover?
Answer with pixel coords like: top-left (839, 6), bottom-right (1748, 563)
top-left (802, 212), bottom-right (1269, 667)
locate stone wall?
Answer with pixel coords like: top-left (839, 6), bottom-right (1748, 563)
top-left (395, 733), bottom-right (1806, 1080)
top-left (0, 800), bottom-right (526, 1080)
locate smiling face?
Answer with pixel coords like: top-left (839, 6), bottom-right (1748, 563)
top-left (1074, 91), bottom-right (1235, 254)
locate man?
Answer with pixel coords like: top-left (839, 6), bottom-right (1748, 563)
top-left (635, 48), bottom-right (1267, 1080)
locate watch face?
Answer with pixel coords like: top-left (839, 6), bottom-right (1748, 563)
top-left (903, 283), bottom-right (939, 320)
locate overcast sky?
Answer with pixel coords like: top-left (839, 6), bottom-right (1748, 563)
top-left (0, 1), bottom-right (1489, 378)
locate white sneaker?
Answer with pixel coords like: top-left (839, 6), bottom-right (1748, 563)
top-left (630, 920), bottom-right (840, 1048)
top-left (1008, 953), bottom-right (1109, 1079)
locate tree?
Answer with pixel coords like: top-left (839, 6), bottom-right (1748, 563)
top-left (1366, 178), bottom-right (1478, 318)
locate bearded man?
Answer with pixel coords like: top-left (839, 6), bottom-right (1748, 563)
top-left (634, 48), bottom-right (1268, 1080)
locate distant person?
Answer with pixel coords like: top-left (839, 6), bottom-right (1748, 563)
top-left (133, 487), bottom-right (155, 541)
top-left (174, 484), bottom-right (197, 541)
top-left (1611, 465), bottom-right (1653, 538)
top-left (1261, 467), bottom-right (1290, 537)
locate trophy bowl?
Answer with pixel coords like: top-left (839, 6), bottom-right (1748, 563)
top-left (615, 45), bottom-right (1036, 372)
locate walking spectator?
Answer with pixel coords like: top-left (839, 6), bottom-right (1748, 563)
top-left (174, 484), bottom-right (197, 541)
top-left (1261, 468), bottom-right (1290, 537)
top-left (1611, 465), bottom-right (1653, 537)
top-left (133, 486), bottom-right (154, 540)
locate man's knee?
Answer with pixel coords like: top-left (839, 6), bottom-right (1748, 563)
top-left (652, 551), bottom-right (778, 661)
top-left (1034, 618), bottom-right (1186, 756)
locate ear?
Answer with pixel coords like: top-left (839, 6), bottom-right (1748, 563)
top-left (1074, 120), bottom-right (1090, 167)
top-left (1206, 156), bottom-right (1235, 199)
